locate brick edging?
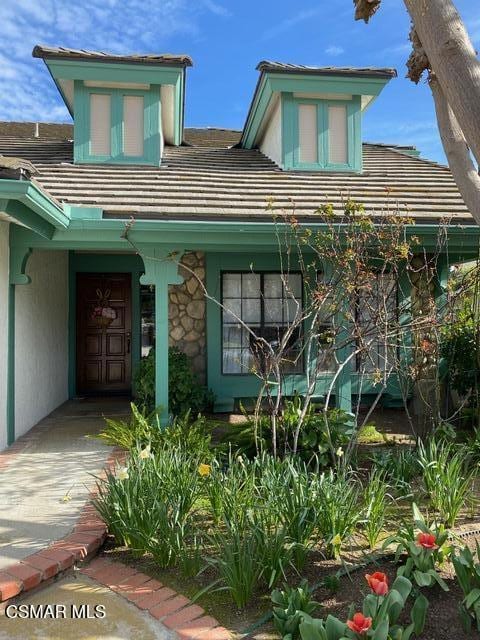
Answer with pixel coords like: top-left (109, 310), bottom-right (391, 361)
top-left (80, 557), bottom-right (231, 640)
top-left (0, 446), bottom-right (126, 605)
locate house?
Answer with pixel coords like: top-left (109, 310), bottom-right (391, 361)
top-left (0, 45), bottom-right (478, 449)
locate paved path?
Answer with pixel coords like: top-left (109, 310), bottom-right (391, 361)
top-left (0, 574), bottom-right (173, 640)
top-left (0, 399), bottom-right (129, 569)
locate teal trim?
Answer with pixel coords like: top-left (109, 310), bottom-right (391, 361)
top-left (7, 238), bottom-right (33, 445)
top-left (66, 206), bottom-right (103, 220)
top-left (286, 96), bottom-right (362, 172)
top-left (10, 219), bottom-right (480, 257)
top-left (139, 247), bottom-right (184, 423)
top-left (74, 83), bottom-right (161, 165)
top-left (68, 253), bottom-right (144, 398)
top-left (241, 71), bottom-right (392, 149)
top-left (46, 59), bottom-right (183, 86)
top-left (0, 180), bottom-right (68, 232)
top-left (281, 92), bottom-right (295, 170)
top-left (7, 283), bottom-right (15, 445)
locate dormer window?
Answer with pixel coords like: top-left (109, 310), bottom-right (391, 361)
top-left (242, 61), bottom-right (396, 173)
top-left (292, 97), bottom-right (356, 170)
top-left (86, 88), bottom-right (149, 162)
top-left (32, 46), bottom-right (192, 166)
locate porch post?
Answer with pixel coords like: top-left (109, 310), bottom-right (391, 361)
top-left (7, 242), bottom-right (32, 445)
top-left (335, 334), bottom-right (353, 413)
top-left (139, 247), bottom-right (184, 424)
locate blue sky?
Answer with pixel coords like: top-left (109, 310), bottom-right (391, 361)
top-left (0, 0), bottom-right (478, 164)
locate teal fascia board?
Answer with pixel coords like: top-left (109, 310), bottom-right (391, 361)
top-left (66, 205), bottom-right (103, 220)
top-left (9, 219), bottom-right (480, 258)
top-left (46, 59), bottom-right (183, 87)
top-left (241, 72), bottom-right (391, 149)
top-left (0, 179), bottom-right (69, 235)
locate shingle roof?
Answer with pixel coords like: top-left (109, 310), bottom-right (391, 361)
top-left (32, 45), bottom-right (193, 67)
top-left (256, 61), bottom-right (397, 78)
top-left (0, 129), bottom-right (471, 223)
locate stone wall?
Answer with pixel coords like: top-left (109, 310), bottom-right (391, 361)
top-left (168, 252), bottom-right (206, 382)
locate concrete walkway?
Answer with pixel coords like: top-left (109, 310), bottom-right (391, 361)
top-left (0, 573), bottom-right (172, 640)
top-left (0, 398), bottom-right (129, 569)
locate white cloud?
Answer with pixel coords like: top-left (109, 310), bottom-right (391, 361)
top-left (325, 45), bottom-right (345, 56)
top-left (0, 0), bottom-right (228, 122)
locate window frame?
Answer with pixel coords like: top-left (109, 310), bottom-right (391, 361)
top-left (289, 96), bottom-right (358, 172)
top-left (220, 270), bottom-right (305, 376)
top-left (74, 82), bottom-right (159, 165)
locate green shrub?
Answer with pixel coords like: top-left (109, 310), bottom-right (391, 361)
top-left (133, 347), bottom-right (214, 416)
top-left (440, 306), bottom-right (480, 400)
top-left (97, 403), bottom-right (213, 455)
top-left (223, 402), bottom-right (355, 467)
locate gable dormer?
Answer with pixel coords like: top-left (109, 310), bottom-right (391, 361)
top-left (33, 46), bottom-right (192, 166)
top-left (241, 62), bottom-right (396, 172)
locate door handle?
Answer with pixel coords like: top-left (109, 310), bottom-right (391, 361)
top-left (126, 333), bottom-right (131, 354)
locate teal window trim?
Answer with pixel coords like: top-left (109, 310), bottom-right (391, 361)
top-left (283, 94), bottom-right (362, 172)
top-left (73, 82), bottom-right (161, 166)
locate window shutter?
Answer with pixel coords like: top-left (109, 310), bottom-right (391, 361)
top-left (123, 95), bottom-right (144, 157)
top-left (298, 104), bottom-right (318, 164)
top-left (90, 94), bottom-right (111, 156)
top-left (328, 105), bottom-right (347, 164)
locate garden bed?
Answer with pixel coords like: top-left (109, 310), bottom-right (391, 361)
top-left (99, 536), bottom-right (480, 640)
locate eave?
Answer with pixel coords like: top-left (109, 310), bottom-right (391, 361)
top-left (0, 179), bottom-right (69, 239)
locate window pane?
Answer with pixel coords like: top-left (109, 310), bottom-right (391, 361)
top-left (329, 105), bottom-right (347, 164)
top-left (223, 349), bottom-right (242, 373)
top-left (123, 95), bottom-right (144, 156)
top-left (298, 104), bottom-right (318, 164)
top-left (223, 273), bottom-right (241, 298)
top-left (285, 297), bottom-right (300, 323)
top-left (223, 325), bottom-right (242, 348)
top-left (285, 273), bottom-right (302, 298)
top-left (242, 273), bottom-right (261, 298)
top-left (223, 298), bottom-right (241, 323)
top-left (243, 298), bottom-right (261, 323)
top-left (264, 274), bottom-right (283, 298)
top-left (264, 299), bottom-right (283, 324)
top-left (90, 94), bottom-right (111, 156)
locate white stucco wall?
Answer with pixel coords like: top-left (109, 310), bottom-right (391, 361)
top-left (15, 250), bottom-right (69, 438)
top-left (0, 222), bottom-right (9, 451)
top-left (259, 98), bottom-right (282, 166)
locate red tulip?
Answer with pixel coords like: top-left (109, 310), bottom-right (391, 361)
top-left (416, 532), bottom-right (438, 549)
top-left (365, 571), bottom-right (389, 596)
top-left (346, 612), bottom-right (372, 635)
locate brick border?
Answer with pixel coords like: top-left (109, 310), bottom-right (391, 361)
top-left (80, 557), bottom-right (231, 640)
top-left (0, 446), bottom-right (126, 604)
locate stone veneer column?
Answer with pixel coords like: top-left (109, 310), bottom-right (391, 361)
top-left (168, 252), bottom-right (206, 383)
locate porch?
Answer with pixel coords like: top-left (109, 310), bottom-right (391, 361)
top-left (4, 218), bottom-right (480, 448)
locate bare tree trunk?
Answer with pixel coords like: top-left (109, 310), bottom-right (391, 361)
top-left (403, 0), bottom-right (480, 166)
top-left (429, 76), bottom-right (480, 226)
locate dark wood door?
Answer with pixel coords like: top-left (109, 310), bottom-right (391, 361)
top-left (76, 273), bottom-right (132, 395)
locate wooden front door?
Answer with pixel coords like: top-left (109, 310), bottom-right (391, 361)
top-left (76, 273), bottom-right (132, 395)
